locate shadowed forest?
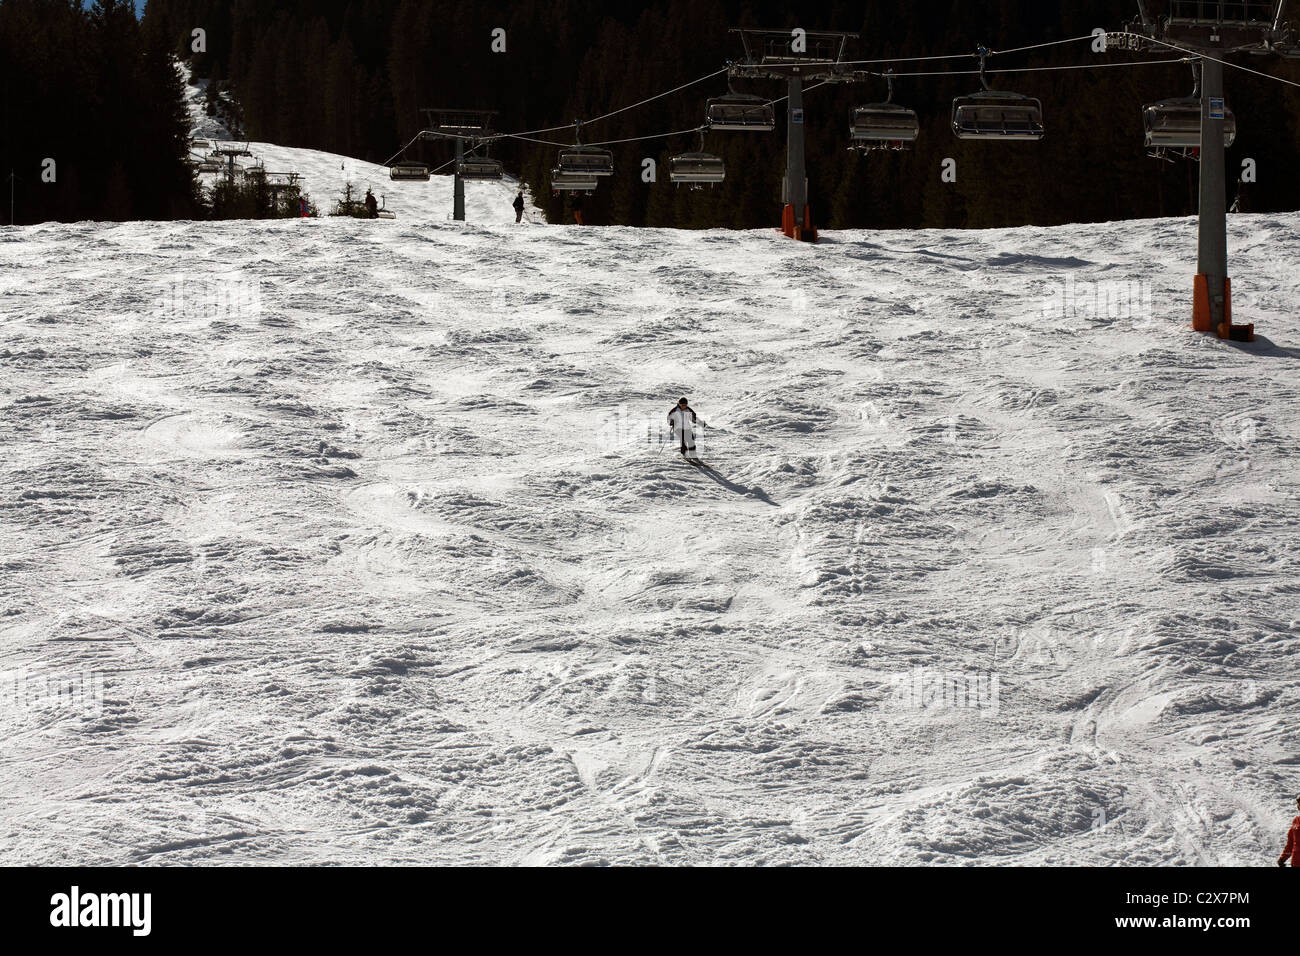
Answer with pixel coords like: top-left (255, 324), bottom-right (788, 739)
top-left (4, 0), bottom-right (1300, 226)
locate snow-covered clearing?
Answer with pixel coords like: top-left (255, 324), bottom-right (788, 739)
top-left (2, 126), bottom-right (1298, 864)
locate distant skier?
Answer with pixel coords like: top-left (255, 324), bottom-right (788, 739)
top-left (573, 195), bottom-right (584, 226)
top-left (513, 189), bottom-right (525, 223)
top-left (1278, 794), bottom-right (1300, 866)
top-left (668, 397), bottom-right (704, 462)
top-left (364, 188), bottom-right (378, 220)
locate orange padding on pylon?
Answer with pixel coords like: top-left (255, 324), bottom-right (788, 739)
top-left (1193, 274), bottom-right (1212, 332)
top-left (1196, 276), bottom-right (1255, 341)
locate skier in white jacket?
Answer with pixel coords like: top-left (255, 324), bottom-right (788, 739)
top-left (667, 397), bottom-right (703, 462)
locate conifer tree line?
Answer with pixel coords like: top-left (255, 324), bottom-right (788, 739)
top-left (5, 0), bottom-right (1300, 227)
top-left (1, 0), bottom-right (201, 223)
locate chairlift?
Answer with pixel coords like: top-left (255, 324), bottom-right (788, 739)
top-left (390, 162), bottom-right (431, 182)
top-left (705, 75), bottom-right (776, 131)
top-left (556, 121), bottom-right (614, 177)
top-left (1145, 100), bottom-right (1238, 149)
top-left (1143, 62), bottom-right (1236, 160)
top-left (850, 71), bottom-right (920, 150)
top-left (557, 147), bottom-right (614, 176)
top-left (458, 147), bottom-right (504, 181)
top-left (196, 162), bottom-right (221, 174)
top-left (669, 130), bottom-right (726, 187)
top-left (952, 47), bottom-right (1044, 141)
top-left (550, 168), bottom-right (597, 194)
top-left (669, 152), bottom-right (726, 186)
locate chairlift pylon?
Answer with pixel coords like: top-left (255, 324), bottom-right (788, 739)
top-left (850, 71), bottom-right (920, 151)
top-left (951, 47), bottom-right (1044, 141)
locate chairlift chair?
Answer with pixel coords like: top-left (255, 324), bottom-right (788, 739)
top-left (850, 72), bottom-right (920, 150)
top-left (196, 162), bottom-right (221, 174)
top-left (390, 162), bottom-right (431, 182)
top-left (550, 168), bottom-right (597, 194)
top-left (1142, 62), bottom-right (1237, 160)
top-left (555, 121), bottom-right (615, 177)
top-left (557, 147), bottom-right (614, 177)
top-left (669, 153), bottom-right (726, 186)
top-left (458, 154), bottom-right (504, 181)
top-left (705, 89), bottom-right (776, 131)
top-left (1144, 99), bottom-right (1238, 149)
top-left (668, 129), bottom-right (726, 187)
top-left (952, 48), bottom-right (1044, 141)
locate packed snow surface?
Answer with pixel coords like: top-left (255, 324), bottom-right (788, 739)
top-left (2, 138), bottom-right (1299, 865)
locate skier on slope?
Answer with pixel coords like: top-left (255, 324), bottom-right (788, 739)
top-left (513, 189), bottom-right (525, 223)
top-left (1278, 794), bottom-right (1300, 866)
top-left (668, 397), bottom-right (705, 463)
top-left (364, 188), bottom-right (378, 220)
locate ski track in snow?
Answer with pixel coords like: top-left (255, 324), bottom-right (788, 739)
top-left (3, 133), bottom-right (1300, 865)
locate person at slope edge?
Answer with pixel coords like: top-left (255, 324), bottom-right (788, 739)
top-left (513, 189), bottom-right (525, 223)
top-left (364, 188), bottom-right (378, 220)
top-left (1279, 794), bottom-right (1300, 866)
top-left (668, 397), bottom-right (705, 461)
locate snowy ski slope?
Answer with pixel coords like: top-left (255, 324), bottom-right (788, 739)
top-left (2, 131), bottom-right (1299, 865)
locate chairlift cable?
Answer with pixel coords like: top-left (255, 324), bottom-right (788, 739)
top-left (578, 67), bottom-right (730, 128)
top-left (585, 126), bottom-right (711, 147)
top-left (991, 34), bottom-right (1106, 56)
top-left (499, 67), bottom-right (728, 141)
top-left (877, 58), bottom-right (1190, 79)
top-left (991, 57), bottom-right (1191, 74)
top-left (502, 133), bottom-right (579, 147)
top-left (836, 33), bottom-right (1098, 68)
